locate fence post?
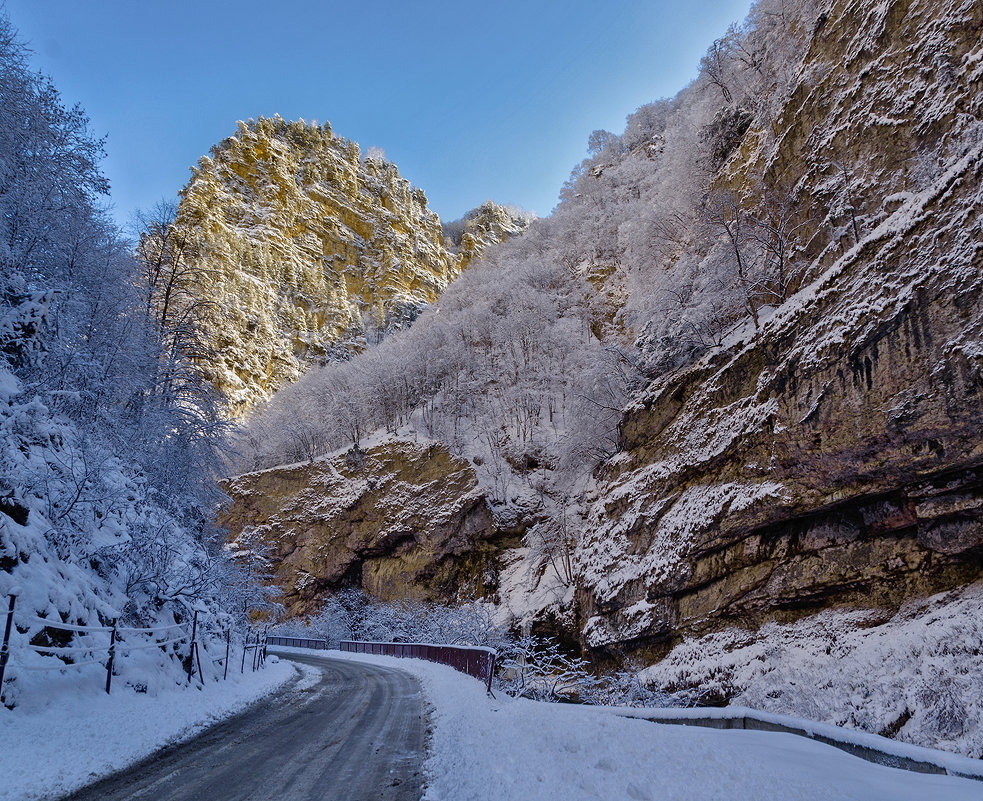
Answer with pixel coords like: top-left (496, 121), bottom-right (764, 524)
top-left (241, 631), bottom-right (249, 674)
top-left (105, 619), bottom-right (118, 695)
top-left (188, 610), bottom-right (198, 684)
top-left (0, 593), bottom-right (17, 701)
top-left (195, 639), bottom-right (205, 687)
top-left (224, 629), bottom-right (230, 681)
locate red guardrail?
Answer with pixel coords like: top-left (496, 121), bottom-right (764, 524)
top-left (340, 641), bottom-right (496, 693)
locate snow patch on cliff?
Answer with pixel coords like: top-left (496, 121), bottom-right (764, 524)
top-left (579, 480), bottom-right (786, 610)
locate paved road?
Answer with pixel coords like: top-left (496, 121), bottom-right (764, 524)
top-left (64, 652), bottom-right (425, 801)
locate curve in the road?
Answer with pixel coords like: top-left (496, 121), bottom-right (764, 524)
top-left (62, 652), bottom-right (425, 801)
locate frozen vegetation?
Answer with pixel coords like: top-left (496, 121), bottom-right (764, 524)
top-left (0, 13), bottom-right (271, 715)
top-left (238, 0), bottom-right (983, 758)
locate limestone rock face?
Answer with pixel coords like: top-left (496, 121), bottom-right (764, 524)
top-left (174, 117), bottom-right (456, 414)
top-left (220, 439), bottom-right (496, 616)
top-left (445, 201), bottom-right (533, 272)
top-left (577, 0), bottom-right (983, 656)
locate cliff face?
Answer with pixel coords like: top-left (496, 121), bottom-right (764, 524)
top-left (170, 117), bottom-right (454, 414)
top-left (217, 2), bottom-right (982, 656)
top-left (220, 440), bottom-right (498, 616)
top-left (445, 201), bottom-right (533, 271)
top-left (577, 0), bottom-right (983, 656)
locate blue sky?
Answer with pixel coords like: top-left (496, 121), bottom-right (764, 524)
top-left (4, 0), bottom-right (752, 228)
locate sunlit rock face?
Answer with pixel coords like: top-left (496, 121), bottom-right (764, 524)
top-left (444, 201), bottom-right (533, 271)
top-left (577, 0), bottom-right (983, 658)
top-left (220, 439), bottom-right (500, 616)
top-left (173, 116), bottom-right (456, 415)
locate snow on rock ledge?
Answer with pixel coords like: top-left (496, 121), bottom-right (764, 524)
top-left (221, 439), bottom-right (498, 615)
top-left (576, 0), bottom-right (983, 656)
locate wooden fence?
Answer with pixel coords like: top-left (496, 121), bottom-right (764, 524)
top-left (0, 592), bottom-right (268, 702)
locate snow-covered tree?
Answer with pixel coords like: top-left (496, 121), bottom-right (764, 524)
top-left (0, 12), bottom-right (248, 703)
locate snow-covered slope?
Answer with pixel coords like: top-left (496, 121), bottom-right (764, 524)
top-left (641, 582), bottom-right (983, 757)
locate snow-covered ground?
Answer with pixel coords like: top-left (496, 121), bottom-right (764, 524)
top-left (640, 582), bottom-right (983, 757)
top-left (275, 648), bottom-right (981, 801)
top-left (0, 657), bottom-right (300, 801)
top-left (5, 645), bottom-right (980, 801)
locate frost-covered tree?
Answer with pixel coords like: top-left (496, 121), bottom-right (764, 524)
top-left (0, 12), bottom-right (245, 702)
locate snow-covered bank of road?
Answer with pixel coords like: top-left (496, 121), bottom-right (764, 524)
top-left (0, 657), bottom-right (299, 801)
top-left (281, 648), bottom-right (982, 801)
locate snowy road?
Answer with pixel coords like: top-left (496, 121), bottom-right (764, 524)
top-left (63, 653), bottom-right (425, 801)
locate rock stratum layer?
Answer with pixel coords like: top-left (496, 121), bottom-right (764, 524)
top-left (578, 0), bottom-right (983, 656)
top-left (220, 440), bottom-right (497, 616)
top-left (171, 117), bottom-right (523, 414)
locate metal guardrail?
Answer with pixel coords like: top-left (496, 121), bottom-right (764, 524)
top-left (340, 640), bottom-right (496, 693)
top-left (267, 636), bottom-right (331, 651)
top-left (613, 708), bottom-right (983, 782)
top-left (268, 636), bottom-right (496, 692)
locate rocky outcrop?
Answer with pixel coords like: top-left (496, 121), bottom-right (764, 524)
top-left (220, 439), bottom-right (498, 616)
top-left (170, 117), bottom-right (456, 414)
top-left (577, 0), bottom-right (983, 657)
top-left (444, 201), bottom-right (533, 271)
top-left (162, 120), bottom-right (531, 416)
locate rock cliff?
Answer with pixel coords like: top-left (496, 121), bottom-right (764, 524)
top-left (577, 0), bottom-right (983, 657)
top-left (168, 117), bottom-right (452, 413)
top-left (444, 201), bottom-right (533, 271)
top-left (168, 118), bottom-right (524, 415)
top-left (220, 440), bottom-right (498, 616)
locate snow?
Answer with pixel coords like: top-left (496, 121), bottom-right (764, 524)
top-left (0, 369), bottom-right (19, 402)
top-left (612, 706), bottom-right (983, 781)
top-left (495, 544), bottom-right (574, 630)
top-left (274, 647), bottom-right (983, 801)
top-left (0, 657), bottom-right (299, 801)
top-left (640, 583), bottom-right (983, 757)
top-left (579, 478), bottom-right (787, 616)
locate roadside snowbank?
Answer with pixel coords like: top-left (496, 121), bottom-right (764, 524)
top-left (0, 657), bottom-right (299, 801)
top-left (278, 648), bottom-right (982, 801)
top-left (639, 583), bottom-right (983, 757)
